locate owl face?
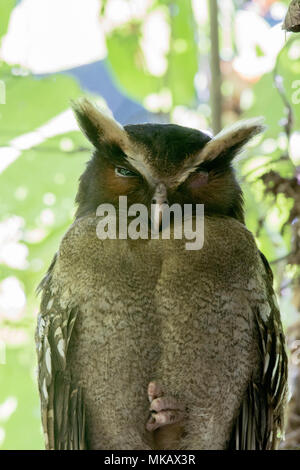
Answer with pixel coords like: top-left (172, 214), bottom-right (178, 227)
top-left (73, 99), bottom-right (264, 224)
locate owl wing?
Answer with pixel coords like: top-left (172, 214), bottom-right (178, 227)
top-left (35, 254), bottom-right (86, 450)
top-left (229, 251), bottom-right (288, 450)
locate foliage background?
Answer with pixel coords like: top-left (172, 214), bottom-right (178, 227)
top-left (0, 0), bottom-right (299, 449)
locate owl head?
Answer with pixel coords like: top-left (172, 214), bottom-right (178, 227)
top-left (73, 99), bottom-right (264, 225)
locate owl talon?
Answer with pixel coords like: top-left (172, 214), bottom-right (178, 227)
top-left (148, 381), bottom-right (163, 403)
top-left (146, 382), bottom-right (186, 432)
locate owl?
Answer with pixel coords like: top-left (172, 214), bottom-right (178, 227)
top-left (36, 99), bottom-right (288, 450)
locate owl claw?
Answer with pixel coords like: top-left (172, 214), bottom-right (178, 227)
top-left (147, 381), bottom-right (163, 403)
top-left (146, 382), bottom-right (186, 432)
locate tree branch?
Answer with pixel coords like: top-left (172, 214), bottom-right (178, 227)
top-left (208, 0), bottom-right (222, 134)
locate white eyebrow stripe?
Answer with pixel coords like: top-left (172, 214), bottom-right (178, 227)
top-left (126, 153), bottom-right (159, 187)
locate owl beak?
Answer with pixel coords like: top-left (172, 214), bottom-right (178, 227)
top-left (151, 183), bottom-right (168, 232)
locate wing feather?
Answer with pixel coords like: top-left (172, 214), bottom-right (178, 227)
top-left (229, 252), bottom-right (288, 450)
top-left (35, 256), bottom-right (86, 450)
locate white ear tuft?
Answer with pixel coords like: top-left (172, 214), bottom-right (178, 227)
top-left (177, 117), bottom-right (265, 184)
top-left (201, 117), bottom-right (266, 162)
top-left (71, 98), bottom-right (128, 150)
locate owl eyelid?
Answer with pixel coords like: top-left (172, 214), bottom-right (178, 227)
top-left (195, 164), bottom-right (210, 173)
top-left (115, 166), bottom-right (139, 178)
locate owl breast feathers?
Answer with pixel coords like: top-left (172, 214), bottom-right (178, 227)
top-left (36, 99), bottom-right (288, 450)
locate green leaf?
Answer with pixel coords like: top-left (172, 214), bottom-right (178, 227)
top-left (243, 73), bottom-right (284, 137)
top-left (0, 0), bottom-right (15, 42)
top-left (106, 27), bottom-right (163, 102)
top-left (0, 65), bottom-right (82, 145)
top-left (106, 0), bottom-right (197, 106)
top-left (167, 0), bottom-right (198, 105)
top-left (255, 44), bottom-right (265, 57)
top-left (0, 132), bottom-right (88, 224)
top-left (0, 348), bottom-right (44, 450)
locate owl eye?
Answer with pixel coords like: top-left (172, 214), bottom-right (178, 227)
top-left (115, 167), bottom-right (138, 178)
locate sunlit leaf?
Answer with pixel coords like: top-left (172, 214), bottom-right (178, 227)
top-left (0, 0), bottom-right (15, 42)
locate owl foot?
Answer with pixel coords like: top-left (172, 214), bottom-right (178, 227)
top-left (146, 381), bottom-right (186, 432)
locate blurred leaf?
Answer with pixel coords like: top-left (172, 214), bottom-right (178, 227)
top-left (244, 73), bottom-right (285, 137)
top-left (167, 0), bottom-right (198, 105)
top-left (0, 66), bottom-right (82, 145)
top-left (106, 0), bottom-right (197, 106)
top-left (255, 44), bottom-right (265, 57)
top-left (106, 26), bottom-right (164, 101)
top-left (0, 0), bottom-right (15, 42)
top-left (0, 132), bottom-right (88, 224)
top-left (0, 348), bottom-right (43, 449)
top-left (277, 37), bottom-right (300, 129)
top-left (0, 131), bottom-right (89, 296)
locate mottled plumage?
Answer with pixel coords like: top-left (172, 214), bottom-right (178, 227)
top-left (282, 0), bottom-right (300, 32)
top-left (36, 99), bottom-right (288, 450)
